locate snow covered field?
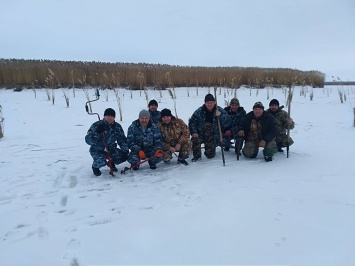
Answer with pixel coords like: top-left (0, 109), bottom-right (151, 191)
top-left (1, 86), bottom-right (355, 266)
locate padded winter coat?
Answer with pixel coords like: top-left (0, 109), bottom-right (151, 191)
top-left (240, 111), bottom-right (277, 143)
top-left (158, 116), bottom-right (190, 151)
top-left (266, 108), bottom-right (295, 142)
top-left (127, 119), bottom-right (162, 153)
top-left (189, 105), bottom-right (230, 145)
top-left (148, 110), bottom-right (161, 124)
top-left (85, 119), bottom-right (129, 153)
top-left (223, 106), bottom-right (246, 134)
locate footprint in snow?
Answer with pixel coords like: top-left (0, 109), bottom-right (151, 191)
top-left (63, 239), bottom-right (81, 264)
top-left (61, 195), bottom-right (68, 206)
top-left (69, 175), bottom-right (78, 188)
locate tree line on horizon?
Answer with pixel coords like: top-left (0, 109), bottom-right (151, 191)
top-left (0, 58), bottom-right (325, 90)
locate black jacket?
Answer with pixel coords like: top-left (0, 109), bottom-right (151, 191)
top-left (240, 111), bottom-right (277, 143)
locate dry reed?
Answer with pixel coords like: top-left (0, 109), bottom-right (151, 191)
top-left (0, 105), bottom-right (4, 139)
top-left (167, 88), bottom-right (178, 118)
top-left (62, 89), bottom-right (70, 107)
top-left (0, 59), bottom-right (326, 90)
top-left (113, 88), bottom-right (123, 122)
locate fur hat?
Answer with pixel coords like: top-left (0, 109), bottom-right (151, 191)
top-left (148, 99), bottom-right (158, 107)
top-left (253, 101), bottom-right (264, 110)
top-left (204, 93), bottom-right (215, 103)
top-left (104, 108), bottom-right (115, 117)
top-left (160, 108), bottom-right (172, 117)
top-left (269, 99), bottom-right (280, 106)
top-left (230, 98), bottom-right (240, 105)
top-left (139, 109), bottom-right (150, 118)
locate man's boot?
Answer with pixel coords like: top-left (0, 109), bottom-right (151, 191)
top-left (191, 155), bottom-right (201, 162)
top-left (264, 156), bottom-right (273, 162)
top-left (177, 158), bottom-right (189, 166)
top-left (92, 166), bottom-right (101, 176)
top-left (149, 161), bottom-right (157, 170)
top-left (277, 143), bottom-right (284, 152)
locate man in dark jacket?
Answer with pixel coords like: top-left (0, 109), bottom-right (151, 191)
top-left (85, 108), bottom-right (129, 176)
top-left (148, 99), bottom-right (161, 124)
top-left (189, 93), bottom-right (230, 161)
top-left (222, 98), bottom-right (246, 153)
top-left (238, 102), bottom-right (277, 162)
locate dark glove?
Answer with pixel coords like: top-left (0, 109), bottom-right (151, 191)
top-left (155, 149), bottom-right (163, 158)
top-left (121, 152), bottom-right (128, 162)
top-left (95, 123), bottom-right (105, 134)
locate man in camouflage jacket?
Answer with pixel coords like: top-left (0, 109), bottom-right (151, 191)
top-left (238, 102), bottom-right (277, 162)
top-left (158, 108), bottom-right (191, 165)
top-left (189, 93), bottom-right (230, 161)
top-left (222, 98), bottom-right (246, 153)
top-left (127, 109), bottom-right (163, 170)
top-left (266, 99), bottom-right (295, 152)
top-left (85, 108), bottom-right (129, 176)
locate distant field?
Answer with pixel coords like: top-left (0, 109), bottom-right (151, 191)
top-left (324, 81), bottom-right (355, 85)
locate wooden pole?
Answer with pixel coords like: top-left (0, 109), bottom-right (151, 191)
top-left (286, 86), bottom-right (293, 158)
top-left (214, 87), bottom-right (225, 166)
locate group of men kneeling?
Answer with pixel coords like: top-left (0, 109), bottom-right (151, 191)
top-left (85, 94), bottom-right (295, 176)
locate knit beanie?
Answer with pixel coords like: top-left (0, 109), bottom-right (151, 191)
top-left (204, 93), bottom-right (215, 102)
top-left (269, 99), bottom-right (280, 106)
top-left (139, 109), bottom-right (150, 118)
top-left (253, 101), bottom-right (264, 110)
top-left (104, 108), bottom-right (116, 117)
top-left (230, 98), bottom-right (240, 105)
top-left (160, 108), bottom-right (172, 117)
top-left (148, 99), bottom-right (158, 107)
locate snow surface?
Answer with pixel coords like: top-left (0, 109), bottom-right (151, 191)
top-left (0, 86), bottom-right (355, 266)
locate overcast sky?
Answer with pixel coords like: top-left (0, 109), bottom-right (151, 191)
top-left (1, 0), bottom-right (354, 81)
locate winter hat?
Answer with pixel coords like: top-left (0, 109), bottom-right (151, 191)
top-left (253, 101), bottom-right (264, 110)
top-left (230, 98), bottom-right (240, 105)
top-left (104, 108), bottom-right (116, 117)
top-left (148, 99), bottom-right (158, 107)
top-left (139, 109), bottom-right (150, 118)
top-left (204, 93), bottom-right (215, 103)
top-left (160, 108), bottom-right (172, 117)
top-left (269, 99), bottom-right (280, 106)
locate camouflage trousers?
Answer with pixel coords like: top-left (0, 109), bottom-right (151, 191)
top-left (191, 122), bottom-right (215, 158)
top-left (242, 139), bottom-right (277, 158)
top-left (127, 147), bottom-right (163, 165)
top-left (163, 140), bottom-right (191, 162)
top-left (277, 134), bottom-right (294, 148)
top-left (90, 147), bottom-right (126, 169)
